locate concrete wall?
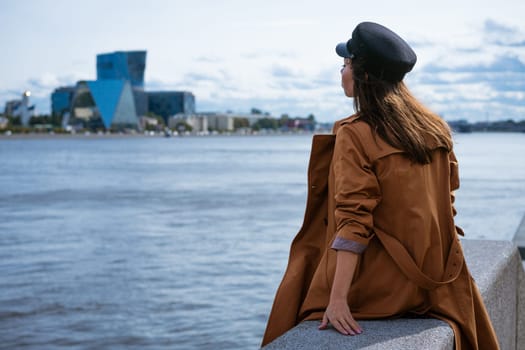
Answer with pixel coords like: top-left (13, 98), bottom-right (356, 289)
top-left (513, 213), bottom-right (525, 348)
top-left (262, 239), bottom-right (525, 350)
top-left (513, 214), bottom-right (525, 259)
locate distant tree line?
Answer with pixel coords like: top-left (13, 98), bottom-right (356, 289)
top-left (0, 113), bottom-right (65, 133)
top-left (8, 108), bottom-right (523, 135)
top-left (448, 119), bottom-right (525, 133)
top-left (247, 107), bottom-right (317, 132)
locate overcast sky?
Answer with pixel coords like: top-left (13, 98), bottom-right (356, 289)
top-left (1, 0), bottom-right (524, 122)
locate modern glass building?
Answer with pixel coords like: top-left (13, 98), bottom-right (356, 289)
top-left (68, 80), bottom-right (139, 130)
top-left (51, 86), bottom-right (75, 117)
top-left (49, 50), bottom-right (195, 131)
top-left (133, 89), bottom-right (148, 117)
top-left (97, 51), bottom-right (148, 117)
top-left (147, 91), bottom-right (195, 123)
top-left (96, 51), bottom-right (146, 88)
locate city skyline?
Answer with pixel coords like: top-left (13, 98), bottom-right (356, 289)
top-left (1, 0), bottom-right (524, 123)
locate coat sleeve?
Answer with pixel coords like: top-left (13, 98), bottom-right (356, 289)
top-left (331, 124), bottom-right (381, 253)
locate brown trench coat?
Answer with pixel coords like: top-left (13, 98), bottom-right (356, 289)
top-left (262, 116), bottom-right (499, 349)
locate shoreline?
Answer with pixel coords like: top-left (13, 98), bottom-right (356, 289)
top-left (0, 130), bottom-right (322, 140)
top-left (0, 132), bottom-right (155, 140)
top-left (1, 129), bottom-right (523, 141)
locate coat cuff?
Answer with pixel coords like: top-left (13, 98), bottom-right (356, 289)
top-left (334, 223), bottom-right (375, 251)
top-left (331, 236), bottom-right (367, 254)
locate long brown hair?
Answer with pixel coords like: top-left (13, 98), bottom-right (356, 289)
top-left (351, 57), bottom-right (452, 164)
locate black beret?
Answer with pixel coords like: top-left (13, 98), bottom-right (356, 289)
top-left (336, 22), bottom-right (417, 82)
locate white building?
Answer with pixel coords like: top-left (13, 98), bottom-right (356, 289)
top-left (169, 113), bottom-right (208, 133)
top-left (205, 113), bottom-right (234, 131)
top-left (4, 91), bottom-right (35, 126)
top-left (0, 116), bottom-right (8, 129)
top-left (169, 113), bottom-right (235, 133)
top-left (167, 111), bottom-right (277, 134)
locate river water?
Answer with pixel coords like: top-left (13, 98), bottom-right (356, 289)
top-left (0, 132), bottom-right (524, 349)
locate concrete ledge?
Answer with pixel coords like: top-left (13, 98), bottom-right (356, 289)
top-left (263, 319), bottom-right (454, 350)
top-left (262, 240), bottom-right (524, 349)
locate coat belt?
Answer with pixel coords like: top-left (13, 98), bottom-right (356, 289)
top-left (375, 227), bottom-right (464, 290)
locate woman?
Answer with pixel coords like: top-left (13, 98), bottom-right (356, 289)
top-left (262, 22), bottom-right (499, 349)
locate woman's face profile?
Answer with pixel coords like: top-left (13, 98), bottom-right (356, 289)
top-left (341, 58), bottom-right (354, 97)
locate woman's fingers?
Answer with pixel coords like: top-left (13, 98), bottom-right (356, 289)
top-left (338, 318), bottom-right (355, 335)
top-left (318, 314), bottom-right (329, 330)
top-left (320, 313), bottom-right (362, 335)
top-left (348, 317), bottom-right (363, 334)
top-left (319, 302), bottom-right (364, 336)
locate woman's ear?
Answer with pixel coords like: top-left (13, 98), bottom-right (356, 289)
top-left (365, 72), bottom-right (369, 81)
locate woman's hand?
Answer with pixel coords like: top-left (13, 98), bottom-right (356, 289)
top-left (319, 299), bottom-right (363, 335)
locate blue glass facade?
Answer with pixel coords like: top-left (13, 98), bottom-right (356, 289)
top-left (97, 51), bottom-right (146, 88)
top-left (147, 91), bottom-right (195, 122)
top-left (133, 89), bottom-right (148, 117)
top-left (70, 81), bottom-right (139, 130)
top-left (51, 86), bottom-right (75, 116)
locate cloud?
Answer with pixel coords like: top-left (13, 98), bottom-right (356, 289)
top-left (194, 56), bottom-right (224, 63)
top-left (422, 55), bottom-right (525, 73)
top-left (266, 64), bottom-right (342, 93)
top-left (183, 72), bottom-right (219, 83)
top-left (407, 39), bottom-right (436, 49)
top-left (147, 69), bottom-right (238, 92)
top-left (241, 51), bottom-right (297, 61)
top-left (484, 19), bottom-right (517, 36)
top-left (270, 64), bottom-right (296, 78)
top-left (483, 56), bottom-right (525, 72)
top-left (408, 43), bottom-right (525, 121)
top-left (261, 18), bottom-right (318, 29)
top-left (415, 49), bottom-right (525, 105)
top-left (313, 68), bottom-right (340, 87)
top-left (483, 19), bottom-right (525, 46)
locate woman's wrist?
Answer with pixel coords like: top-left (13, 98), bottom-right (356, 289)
top-left (329, 294), bottom-right (348, 302)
